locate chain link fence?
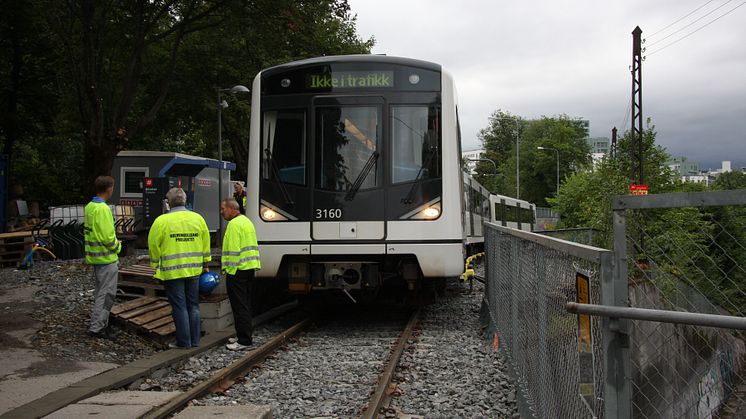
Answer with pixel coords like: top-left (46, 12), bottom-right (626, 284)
top-left (484, 223), bottom-right (611, 418)
top-left (614, 190), bottom-right (746, 418)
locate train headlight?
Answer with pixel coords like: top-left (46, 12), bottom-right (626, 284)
top-left (402, 200), bottom-right (442, 220)
top-left (260, 204), bottom-right (287, 221)
top-left (408, 73), bottom-right (420, 85)
top-left (422, 206), bottom-right (440, 219)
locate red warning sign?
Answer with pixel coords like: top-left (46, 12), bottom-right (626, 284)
top-left (629, 184), bottom-right (649, 196)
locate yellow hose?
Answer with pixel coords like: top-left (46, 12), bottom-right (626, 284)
top-left (461, 252), bottom-right (484, 282)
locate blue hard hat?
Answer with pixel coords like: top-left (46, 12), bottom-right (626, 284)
top-left (199, 271), bottom-right (221, 295)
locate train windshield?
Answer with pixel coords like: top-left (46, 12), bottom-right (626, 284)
top-left (391, 106), bottom-right (440, 183)
top-left (315, 106), bottom-right (380, 192)
top-left (262, 110), bottom-right (306, 185)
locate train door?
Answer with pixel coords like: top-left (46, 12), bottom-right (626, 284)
top-left (311, 96), bottom-right (386, 240)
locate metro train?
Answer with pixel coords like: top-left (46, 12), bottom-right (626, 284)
top-left (245, 55), bottom-right (534, 298)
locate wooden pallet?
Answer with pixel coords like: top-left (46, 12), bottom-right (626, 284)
top-left (0, 233), bottom-right (38, 266)
top-left (118, 264), bottom-right (164, 298)
top-left (111, 296), bottom-right (175, 340)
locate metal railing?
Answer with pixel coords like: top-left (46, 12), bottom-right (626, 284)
top-left (484, 188), bottom-right (746, 418)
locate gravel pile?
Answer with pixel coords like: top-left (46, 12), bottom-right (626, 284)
top-left (391, 272), bottom-right (521, 418)
top-left (0, 254), bottom-right (161, 364)
top-left (197, 308), bottom-right (410, 418)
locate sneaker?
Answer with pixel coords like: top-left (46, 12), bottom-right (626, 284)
top-left (88, 328), bottom-right (119, 340)
top-left (226, 341), bottom-right (254, 351)
top-left (168, 342), bottom-right (190, 350)
top-left (228, 337), bottom-right (238, 344)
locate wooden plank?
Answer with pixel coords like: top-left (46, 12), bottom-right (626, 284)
top-left (131, 305), bottom-right (172, 326)
top-left (119, 301), bottom-right (170, 320)
top-left (152, 323), bottom-right (176, 336)
top-left (142, 316), bottom-right (174, 331)
top-left (118, 279), bottom-right (163, 290)
top-left (0, 230), bottom-right (48, 239)
top-left (120, 266), bottom-right (156, 275)
top-left (110, 297), bottom-right (159, 315)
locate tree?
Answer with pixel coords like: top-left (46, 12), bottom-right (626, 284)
top-left (39, 0), bottom-right (235, 196)
top-left (476, 113), bottom-right (591, 206)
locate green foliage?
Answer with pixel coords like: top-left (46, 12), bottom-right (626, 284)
top-left (476, 112), bottom-right (591, 205)
top-left (549, 123), bottom-right (746, 315)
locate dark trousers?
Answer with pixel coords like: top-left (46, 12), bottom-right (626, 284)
top-left (227, 269), bottom-right (254, 345)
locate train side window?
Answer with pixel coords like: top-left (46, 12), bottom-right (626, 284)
top-left (262, 110), bottom-right (306, 185)
top-left (391, 106), bottom-right (441, 184)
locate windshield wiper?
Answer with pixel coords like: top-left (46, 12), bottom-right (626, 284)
top-left (345, 151), bottom-right (379, 201)
top-left (402, 145), bottom-right (437, 205)
top-left (264, 148), bottom-right (294, 205)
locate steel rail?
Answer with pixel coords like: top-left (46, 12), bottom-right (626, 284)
top-left (1, 301), bottom-right (299, 419)
top-left (360, 308), bottom-right (421, 419)
top-left (142, 317), bottom-right (313, 419)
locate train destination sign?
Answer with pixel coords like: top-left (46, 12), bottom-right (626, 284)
top-left (307, 71), bottom-right (394, 89)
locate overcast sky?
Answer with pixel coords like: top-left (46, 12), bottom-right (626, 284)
top-left (348, 0), bottom-right (746, 171)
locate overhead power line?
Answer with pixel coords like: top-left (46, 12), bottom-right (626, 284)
top-left (647, 1), bottom-right (746, 56)
top-left (646, 0), bottom-right (733, 47)
top-left (647, 0), bottom-right (716, 38)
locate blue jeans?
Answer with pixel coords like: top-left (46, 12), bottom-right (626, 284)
top-left (163, 277), bottom-right (200, 347)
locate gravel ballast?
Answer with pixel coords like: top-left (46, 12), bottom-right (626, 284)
top-left (0, 255), bottom-right (160, 364)
top-left (188, 269), bottom-right (520, 418)
top-left (392, 275), bottom-right (520, 418)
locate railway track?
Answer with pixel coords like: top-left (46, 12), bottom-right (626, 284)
top-left (143, 306), bottom-right (422, 419)
top-left (361, 308), bottom-right (421, 419)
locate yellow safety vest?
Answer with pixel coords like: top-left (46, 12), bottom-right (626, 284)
top-left (148, 209), bottom-right (211, 280)
top-left (221, 215), bottom-right (260, 275)
top-left (84, 200), bottom-right (121, 265)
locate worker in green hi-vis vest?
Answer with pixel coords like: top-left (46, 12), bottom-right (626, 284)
top-left (148, 188), bottom-right (211, 349)
top-left (84, 175), bottom-right (122, 340)
top-left (220, 197), bottom-right (261, 351)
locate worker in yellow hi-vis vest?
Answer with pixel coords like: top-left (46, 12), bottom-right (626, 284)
top-left (84, 176), bottom-right (122, 340)
top-left (220, 198), bottom-right (260, 351)
top-left (148, 188), bottom-right (211, 349)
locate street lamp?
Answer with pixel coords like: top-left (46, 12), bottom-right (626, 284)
top-left (537, 146), bottom-right (560, 195)
top-left (495, 116), bottom-right (521, 199)
top-left (466, 158), bottom-right (499, 175)
top-left (217, 85), bottom-right (250, 245)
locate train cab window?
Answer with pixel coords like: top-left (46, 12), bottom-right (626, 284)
top-left (391, 106), bottom-right (441, 184)
top-left (262, 110), bottom-right (306, 185)
top-left (316, 106), bottom-right (380, 191)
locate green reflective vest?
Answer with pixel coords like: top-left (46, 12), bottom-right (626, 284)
top-left (84, 200), bottom-right (121, 265)
top-left (148, 209), bottom-right (211, 280)
top-left (221, 214), bottom-right (260, 275)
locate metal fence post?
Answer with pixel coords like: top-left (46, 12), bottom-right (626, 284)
top-left (604, 209), bottom-right (632, 418)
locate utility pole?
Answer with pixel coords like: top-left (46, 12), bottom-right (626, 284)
top-left (631, 26), bottom-right (643, 184)
top-left (611, 127), bottom-right (618, 159)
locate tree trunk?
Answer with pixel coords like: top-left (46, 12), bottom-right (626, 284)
top-left (228, 132), bottom-right (249, 184)
top-left (2, 23), bottom-right (23, 159)
top-left (83, 138), bottom-right (118, 198)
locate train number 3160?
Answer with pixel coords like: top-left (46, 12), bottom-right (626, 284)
top-left (315, 208), bottom-right (343, 219)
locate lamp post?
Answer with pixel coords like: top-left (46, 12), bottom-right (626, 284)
top-left (217, 85), bottom-right (250, 245)
top-left (537, 146), bottom-right (560, 195)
